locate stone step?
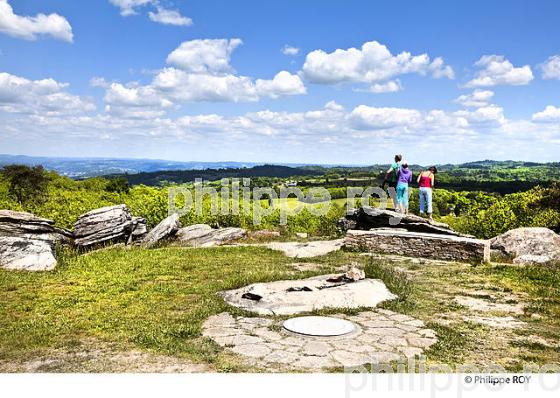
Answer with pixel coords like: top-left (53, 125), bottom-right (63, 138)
top-left (344, 229), bottom-right (490, 263)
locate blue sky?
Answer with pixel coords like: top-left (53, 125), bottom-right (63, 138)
top-left (1, 0), bottom-right (560, 165)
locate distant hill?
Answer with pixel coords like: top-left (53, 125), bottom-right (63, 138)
top-left (113, 165), bottom-right (324, 186)
top-left (0, 154), bottom-right (264, 178)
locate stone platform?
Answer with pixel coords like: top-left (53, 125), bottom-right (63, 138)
top-left (203, 310), bottom-right (438, 370)
top-left (344, 229), bottom-right (490, 263)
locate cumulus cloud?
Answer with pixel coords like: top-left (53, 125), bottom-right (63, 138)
top-left (0, 71), bottom-right (94, 114)
top-left (532, 105), bottom-right (560, 123)
top-left (148, 6), bottom-right (192, 26)
top-left (349, 105), bottom-right (422, 130)
top-left (301, 40), bottom-right (454, 92)
top-left (281, 45), bottom-right (300, 56)
top-left (96, 39), bottom-right (306, 110)
top-left (0, 0), bottom-right (73, 42)
top-left (166, 39), bottom-right (242, 74)
top-left (110, 0), bottom-right (191, 26)
top-left (454, 105), bottom-right (505, 126)
top-left (455, 89), bottom-right (494, 108)
top-left (465, 55), bottom-right (533, 87)
top-left (255, 71), bottom-right (306, 98)
top-left (540, 55), bottom-right (560, 80)
top-left (361, 80), bottom-right (402, 93)
top-left (109, 0), bottom-right (153, 16)
top-left (4, 87), bottom-right (560, 164)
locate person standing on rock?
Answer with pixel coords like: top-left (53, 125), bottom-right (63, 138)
top-left (383, 154), bottom-right (402, 209)
top-left (396, 161), bottom-right (412, 214)
top-left (417, 166), bottom-right (437, 220)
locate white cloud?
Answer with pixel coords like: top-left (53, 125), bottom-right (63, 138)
top-left (0, 72), bottom-right (94, 114)
top-left (255, 71), bottom-right (306, 98)
top-left (166, 39), bottom-right (242, 74)
top-left (281, 45), bottom-right (300, 56)
top-left (349, 105), bottom-right (422, 130)
top-left (0, 0), bottom-right (73, 42)
top-left (532, 105), bottom-right (560, 123)
top-left (148, 6), bottom-right (192, 26)
top-left (110, 0), bottom-right (192, 26)
top-left (362, 80), bottom-right (402, 93)
top-left (454, 105), bottom-right (505, 125)
top-left (465, 55), bottom-right (533, 87)
top-left (455, 89), bottom-right (494, 108)
top-left (429, 57), bottom-right (455, 79)
top-left (301, 40), bottom-right (454, 92)
top-left (109, 0), bottom-right (152, 16)
top-left (97, 39), bottom-right (306, 109)
top-left (540, 55), bottom-right (560, 80)
top-left (4, 90), bottom-right (560, 164)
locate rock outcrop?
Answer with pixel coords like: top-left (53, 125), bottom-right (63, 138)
top-left (490, 227), bottom-right (560, 264)
top-left (220, 274), bottom-right (396, 315)
top-left (73, 205), bottom-right (134, 248)
top-left (175, 224), bottom-right (246, 247)
top-left (338, 207), bottom-right (468, 237)
top-left (130, 217), bottom-right (148, 242)
top-left (141, 213), bottom-right (181, 248)
top-left (0, 210), bottom-right (70, 271)
top-left (344, 229), bottom-right (490, 263)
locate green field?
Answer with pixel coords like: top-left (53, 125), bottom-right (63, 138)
top-left (1, 245), bottom-right (558, 372)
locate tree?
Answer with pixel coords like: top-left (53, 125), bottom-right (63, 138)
top-left (0, 164), bottom-right (50, 204)
top-left (105, 177), bottom-right (130, 193)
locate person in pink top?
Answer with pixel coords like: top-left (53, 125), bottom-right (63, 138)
top-left (417, 166), bottom-right (437, 220)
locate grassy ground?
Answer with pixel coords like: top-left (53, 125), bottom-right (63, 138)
top-left (0, 246), bottom-right (558, 372)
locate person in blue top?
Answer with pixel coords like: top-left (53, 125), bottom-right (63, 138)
top-left (383, 154), bottom-right (402, 209)
top-left (396, 161), bottom-right (413, 214)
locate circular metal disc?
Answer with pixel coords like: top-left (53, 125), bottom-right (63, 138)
top-left (283, 316), bottom-right (356, 337)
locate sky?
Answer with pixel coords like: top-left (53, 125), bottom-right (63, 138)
top-left (0, 0), bottom-right (560, 165)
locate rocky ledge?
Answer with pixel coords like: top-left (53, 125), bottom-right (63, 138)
top-left (0, 210), bottom-right (71, 271)
top-left (338, 206), bottom-right (470, 237)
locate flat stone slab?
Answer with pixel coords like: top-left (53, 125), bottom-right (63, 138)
top-left (463, 315), bottom-right (526, 329)
top-left (264, 239), bottom-right (344, 258)
top-left (284, 316), bottom-right (357, 337)
top-left (220, 274), bottom-right (397, 315)
top-left (344, 229), bottom-right (490, 263)
top-left (203, 310), bottom-right (438, 371)
top-left (454, 296), bottom-right (524, 314)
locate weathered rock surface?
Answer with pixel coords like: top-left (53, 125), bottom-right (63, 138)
top-left (338, 207), bottom-right (469, 237)
top-left (0, 210), bottom-right (71, 241)
top-left (344, 229), bottom-right (490, 263)
top-left (264, 239), bottom-right (344, 258)
top-left (175, 224), bottom-right (246, 247)
top-left (74, 205), bottom-right (134, 248)
top-left (141, 213), bottom-right (181, 248)
top-left (0, 237), bottom-right (56, 271)
top-left (0, 210), bottom-right (70, 271)
top-left (248, 230), bottom-right (281, 239)
top-left (220, 274), bottom-right (396, 315)
top-left (130, 217), bottom-right (148, 240)
top-left (490, 227), bottom-right (560, 264)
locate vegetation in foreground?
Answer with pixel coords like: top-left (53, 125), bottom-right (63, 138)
top-left (1, 164), bottom-right (560, 239)
top-left (0, 246), bottom-right (558, 372)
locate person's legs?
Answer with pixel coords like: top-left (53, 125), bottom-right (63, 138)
top-left (396, 183), bottom-right (406, 213)
top-left (426, 188), bottom-right (433, 220)
top-left (403, 184), bottom-right (409, 214)
top-left (388, 182), bottom-right (398, 209)
top-left (419, 187), bottom-right (426, 214)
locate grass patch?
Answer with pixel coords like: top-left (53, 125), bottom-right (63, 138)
top-left (1, 245), bottom-right (559, 372)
